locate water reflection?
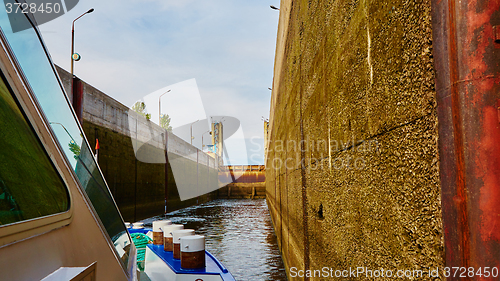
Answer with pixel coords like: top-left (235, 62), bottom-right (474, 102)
top-left (143, 199), bottom-right (287, 281)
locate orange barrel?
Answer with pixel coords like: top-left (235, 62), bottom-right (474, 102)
top-left (152, 220), bottom-right (172, 245)
top-left (172, 229), bottom-right (195, 259)
top-left (180, 235), bottom-right (205, 269)
top-left (163, 224), bottom-right (184, 251)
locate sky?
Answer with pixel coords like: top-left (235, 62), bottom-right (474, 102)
top-left (37, 0), bottom-right (280, 164)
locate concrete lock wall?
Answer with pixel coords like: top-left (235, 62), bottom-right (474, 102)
top-left (267, 0), bottom-right (444, 279)
top-left (56, 66), bottom-right (219, 222)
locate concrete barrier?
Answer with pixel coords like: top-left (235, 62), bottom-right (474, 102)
top-left (56, 66), bottom-right (219, 221)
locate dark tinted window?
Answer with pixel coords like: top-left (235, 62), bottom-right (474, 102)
top-left (0, 75), bottom-right (69, 225)
top-left (0, 5), bottom-right (131, 268)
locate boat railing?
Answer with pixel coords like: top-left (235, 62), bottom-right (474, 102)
top-left (205, 250), bottom-right (229, 273)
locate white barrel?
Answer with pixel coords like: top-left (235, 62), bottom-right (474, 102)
top-left (163, 224), bottom-right (184, 251)
top-left (152, 220), bottom-right (172, 232)
top-left (132, 222), bottom-right (144, 229)
top-left (172, 229), bottom-right (195, 259)
top-left (153, 220), bottom-right (172, 245)
top-left (180, 235), bottom-right (206, 268)
top-left (162, 224), bottom-right (184, 238)
top-left (180, 235), bottom-right (205, 253)
top-left (172, 229), bottom-right (195, 243)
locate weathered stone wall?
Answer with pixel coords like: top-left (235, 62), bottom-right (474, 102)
top-left (267, 0), bottom-right (444, 279)
top-left (82, 121), bottom-right (218, 221)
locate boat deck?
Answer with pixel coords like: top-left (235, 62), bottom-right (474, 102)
top-left (129, 228), bottom-right (235, 281)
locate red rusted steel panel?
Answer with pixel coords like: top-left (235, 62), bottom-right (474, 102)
top-left (432, 0), bottom-right (500, 276)
top-left (72, 77), bottom-right (83, 124)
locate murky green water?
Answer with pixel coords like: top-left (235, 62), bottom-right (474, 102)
top-left (143, 199), bottom-right (287, 281)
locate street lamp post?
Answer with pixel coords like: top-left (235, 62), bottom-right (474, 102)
top-left (158, 89), bottom-right (171, 125)
top-left (49, 122), bottom-right (77, 144)
top-left (202, 130), bottom-right (211, 151)
top-left (71, 8), bottom-right (94, 93)
top-left (190, 120), bottom-right (200, 145)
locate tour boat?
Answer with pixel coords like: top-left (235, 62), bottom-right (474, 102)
top-left (0, 2), bottom-right (234, 280)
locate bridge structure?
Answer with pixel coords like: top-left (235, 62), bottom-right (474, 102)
top-left (218, 165), bottom-right (266, 199)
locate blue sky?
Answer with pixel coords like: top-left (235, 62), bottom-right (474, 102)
top-left (37, 0), bottom-right (279, 164)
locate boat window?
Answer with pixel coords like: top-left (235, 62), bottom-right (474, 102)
top-left (0, 73), bottom-right (69, 225)
top-left (0, 1), bottom-right (132, 271)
